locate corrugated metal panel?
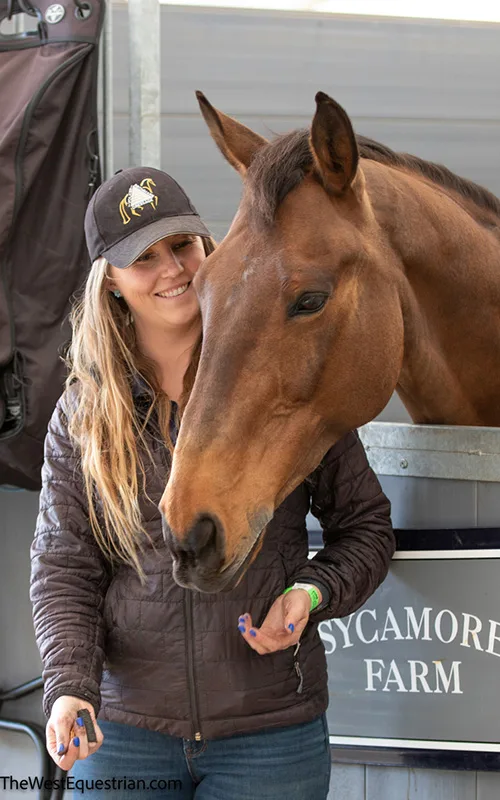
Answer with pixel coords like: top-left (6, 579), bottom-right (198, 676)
top-left (477, 773), bottom-right (500, 800)
top-left (365, 766), bottom-right (477, 799)
top-left (359, 423), bottom-right (500, 482)
top-left (329, 764), bottom-right (366, 798)
top-left (111, 7), bottom-right (500, 215)
top-left (378, 474), bottom-right (478, 529)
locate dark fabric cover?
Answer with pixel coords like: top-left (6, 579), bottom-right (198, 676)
top-left (30, 389), bottom-right (395, 740)
top-left (0, 0), bottom-right (103, 488)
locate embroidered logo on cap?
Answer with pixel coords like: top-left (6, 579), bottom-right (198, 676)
top-left (119, 178), bottom-right (158, 225)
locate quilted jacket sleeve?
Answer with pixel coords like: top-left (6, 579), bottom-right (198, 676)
top-left (30, 392), bottom-right (111, 717)
top-left (290, 430), bottom-right (395, 622)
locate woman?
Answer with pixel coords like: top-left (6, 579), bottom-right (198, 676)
top-left (30, 166), bottom-right (395, 799)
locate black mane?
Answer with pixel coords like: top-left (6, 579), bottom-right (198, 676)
top-left (245, 128), bottom-right (500, 226)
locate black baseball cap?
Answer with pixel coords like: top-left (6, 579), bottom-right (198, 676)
top-left (84, 167), bottom-right (212, 269)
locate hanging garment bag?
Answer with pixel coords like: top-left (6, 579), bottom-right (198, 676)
top-left (0, 0), bottom-right (103, 488)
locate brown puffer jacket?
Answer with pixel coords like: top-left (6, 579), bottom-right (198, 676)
top-left (30, 389), bottom-right (395, 740)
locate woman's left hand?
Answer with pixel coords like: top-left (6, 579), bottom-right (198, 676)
top-left (237, 587), bottom-right (319, 654)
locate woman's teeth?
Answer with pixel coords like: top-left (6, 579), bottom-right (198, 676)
top-left (156, 283), bottom-right (190, 298)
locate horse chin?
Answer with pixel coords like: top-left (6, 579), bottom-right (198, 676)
top-left (172, 527), bottom-right (266, 594)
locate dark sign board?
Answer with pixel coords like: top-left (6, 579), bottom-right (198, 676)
top-left (311, 529), bottom-right (500, 770)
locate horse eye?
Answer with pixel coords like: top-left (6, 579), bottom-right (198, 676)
top-left (288, 293), bottom-right (328, 318)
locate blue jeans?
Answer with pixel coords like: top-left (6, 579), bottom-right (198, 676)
top-left (70, 714), bottom-right (331, 799)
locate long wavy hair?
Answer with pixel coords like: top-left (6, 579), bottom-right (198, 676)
top-left (65, 236), bottom-right (216, 577)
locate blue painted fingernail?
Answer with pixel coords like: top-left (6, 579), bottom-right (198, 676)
top-left (249, 629), bottom-right (257, 637)
top-left (76, 717), bottom-right (84, 727)
top-left (57, 743), bottom-right (65, 755)
top-left (73, 737), bottom-right (80, 747)
top-left (288, 623), bottom-right (295, 632)
top-left (238, 625), bottom-right (246, 633)
top-left (238, 617), bottom-right (245, 624)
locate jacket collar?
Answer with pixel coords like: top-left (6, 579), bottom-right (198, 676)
top-left (131, 372), bottom-right (153, 401)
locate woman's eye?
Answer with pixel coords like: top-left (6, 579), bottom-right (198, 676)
top-left (135, 252), bottom-right (154, 264)
top-left (288, 293), bottom-right (328, 318)
top-left (173, 239), bottom-right (194, 251)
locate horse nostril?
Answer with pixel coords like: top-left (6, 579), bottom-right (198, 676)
top-left (161, 516), bottom-right (179, 555)
top-left (163, 513), bottom-right (223, 566)
top-left (186, 515), bottom-right (219, 559)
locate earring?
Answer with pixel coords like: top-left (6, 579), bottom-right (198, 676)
top-left (112, 289), bottom-right (122, 298)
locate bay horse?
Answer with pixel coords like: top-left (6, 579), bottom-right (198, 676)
top-left (160, 90), bottom-right (500, 593)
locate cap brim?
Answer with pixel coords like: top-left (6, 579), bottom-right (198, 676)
top-left (102, 215), bottom-right (212, 269)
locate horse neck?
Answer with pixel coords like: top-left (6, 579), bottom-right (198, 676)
top-left (365, 161), bottom-right (500, 426)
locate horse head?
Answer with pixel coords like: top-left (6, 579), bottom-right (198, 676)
top-left (160, 91), bottom-right (405, 592)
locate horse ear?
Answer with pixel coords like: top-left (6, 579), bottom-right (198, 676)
top-left (196, 91), bottom-right (267, 176)
top-left (310, 92), bottom-right (359, 195)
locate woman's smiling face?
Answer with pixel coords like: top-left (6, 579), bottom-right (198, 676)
top-left (107, 234), bottom-right (207, 331)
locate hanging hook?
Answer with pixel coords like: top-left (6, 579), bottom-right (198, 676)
top-left (16, 0), bottom-right (48, 40)
top-left (16, 0), bottom-right (36, 17)
top-left (73, 0), bottom-right (92, 20)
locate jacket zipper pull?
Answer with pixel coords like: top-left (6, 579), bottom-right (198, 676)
top-left (293, 641), bottom-right (303, 694)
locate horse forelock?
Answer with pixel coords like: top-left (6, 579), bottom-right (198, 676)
top-left (242, 128), bottom-right (500, 229)
top-left (244, 130), bottom-right (313, 228)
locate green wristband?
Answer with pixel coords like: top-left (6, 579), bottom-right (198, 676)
top-left (283, 583), bottom-right (320, 612)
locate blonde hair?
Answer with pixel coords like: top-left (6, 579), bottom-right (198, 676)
top-left (65, 236), bottom-right (216, 577)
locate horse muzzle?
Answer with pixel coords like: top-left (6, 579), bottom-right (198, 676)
top-left (162, 508), bottom-right (272, 593)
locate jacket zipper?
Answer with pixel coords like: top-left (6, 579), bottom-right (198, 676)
top-left (154, 428), bottom-right (202, 740)
top-left (294, 641), bottom-right (304, 694)
top-left (279, 551), bottom-right (304, 693)
top-left (184, 589), bottom-right (202, 740)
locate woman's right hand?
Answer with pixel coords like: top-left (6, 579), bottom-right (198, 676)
top-left (46, 695), bottom-right (104, 771)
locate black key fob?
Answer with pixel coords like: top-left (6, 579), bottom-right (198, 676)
top-left (77, 708), bottom-right (97, 743)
